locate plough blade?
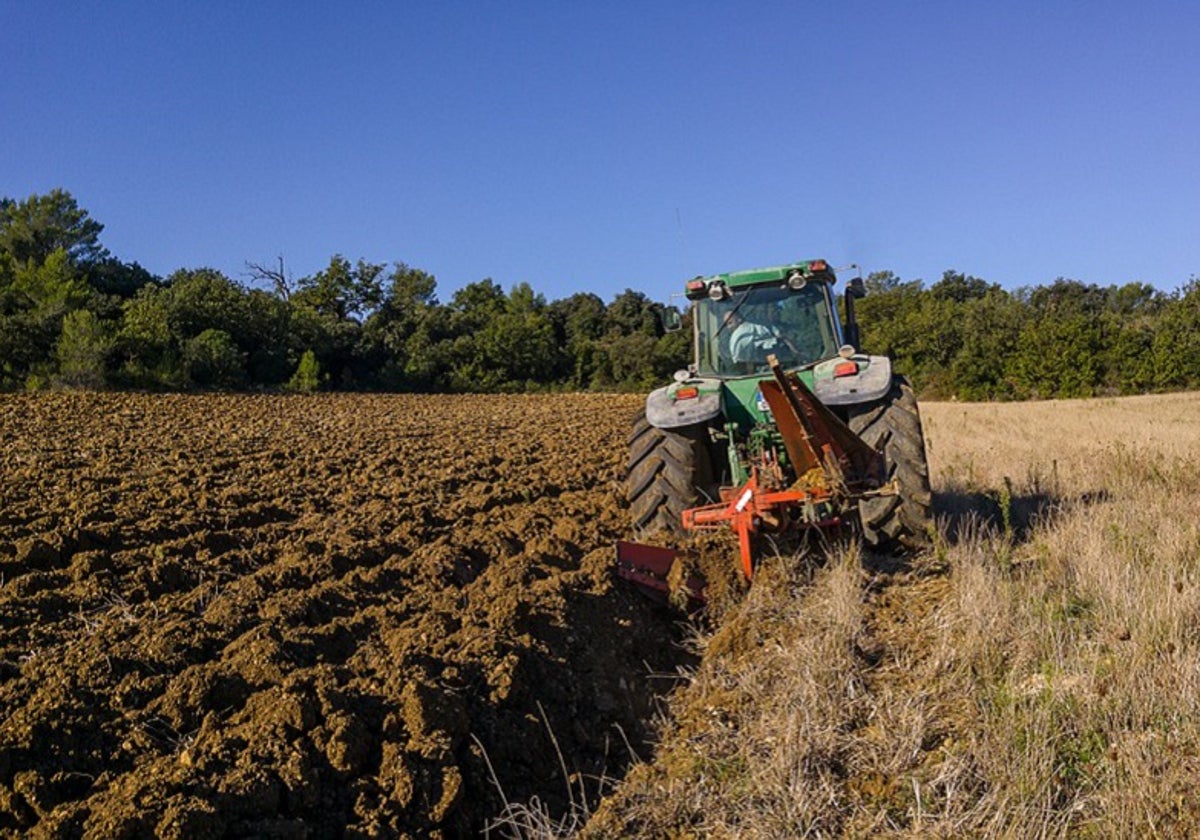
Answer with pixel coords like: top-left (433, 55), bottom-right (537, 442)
top-left (615, 541), bottom-right (706, 606)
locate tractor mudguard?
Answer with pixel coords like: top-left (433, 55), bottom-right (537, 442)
top-left (812, 355), bottom-right (893, 406)
top-left (645, 380), bottom-right (723, 429)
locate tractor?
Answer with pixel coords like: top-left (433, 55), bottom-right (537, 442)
top-left (619, 259), bottom-right (932, 593)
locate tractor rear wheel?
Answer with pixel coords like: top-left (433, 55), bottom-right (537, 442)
top-left (625, 410), bottom-right (714, 535)
top-left (847, 377), bottom-right (932, 550)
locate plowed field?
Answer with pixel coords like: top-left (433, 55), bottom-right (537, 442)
top-left (0, 393), bottom-right (693, 838)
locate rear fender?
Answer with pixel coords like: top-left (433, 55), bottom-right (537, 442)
top-left (645, 378), bottom-right (723, 429)
top-left (812, 355), bottom-right (893, 406)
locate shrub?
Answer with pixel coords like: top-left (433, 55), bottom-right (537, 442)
top-left (287, 349), bottom-right (322, 393)
top-left (55, 309), bottom-right (111, 389)
top-left (183, 328), bottom-right (244, 388)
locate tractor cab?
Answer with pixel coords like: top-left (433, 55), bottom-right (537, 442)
top-left (685, 262), bottom-right (848, 441)
top-left (696, 272), bottom-right (844, 376)
top-left (650, 260), bottom-right (884, 446)
top-left (689, 262), bottom-right (844, 378)
top-left (643, 259), bottom-right (897, 489)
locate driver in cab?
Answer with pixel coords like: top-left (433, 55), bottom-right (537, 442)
top-left (726, 306), bottom-right (797, 366)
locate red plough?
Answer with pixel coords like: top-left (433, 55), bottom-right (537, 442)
top-left (617, 356), bottom-right (894, 597)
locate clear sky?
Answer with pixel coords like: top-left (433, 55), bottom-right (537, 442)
top-left (3, 2), bottom-right (1198, 303)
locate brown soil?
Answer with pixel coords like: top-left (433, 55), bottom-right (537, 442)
top-left (0, 392), bottom-right (694, 838)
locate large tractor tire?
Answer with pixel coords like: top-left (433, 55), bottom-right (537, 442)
top-left (625, 410), bottom-right (714, 536)
top-left (847, 377), bottom-right (933, 551)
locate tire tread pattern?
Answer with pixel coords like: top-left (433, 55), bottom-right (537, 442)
top-left (625, 410), bottom-right (713, 535)
top-left (848, 377), bottom-right (933, 550)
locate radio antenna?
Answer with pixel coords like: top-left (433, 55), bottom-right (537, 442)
top-left (675, 207), bottom-right (692, 275)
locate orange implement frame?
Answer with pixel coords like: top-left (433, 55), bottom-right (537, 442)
top-left (680, 355), bottom-right (886, 580)
top-left (682, 472), bottom-right (845, 579)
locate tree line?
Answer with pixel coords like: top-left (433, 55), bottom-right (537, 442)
top-left (855, 269), bottom-right (1200, 399)
top-left (0, 190), bottom-right (687, 393)
top-left (3, 189), bottom-right (1199, 399)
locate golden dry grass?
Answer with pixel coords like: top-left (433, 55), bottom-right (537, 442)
top-left (582, 391), bottom-right (1200, 838)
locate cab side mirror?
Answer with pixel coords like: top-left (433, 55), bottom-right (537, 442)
top-left (660, 305), bottom-right (683, 333)
top-left (843, 277), bottom-right (866, 350)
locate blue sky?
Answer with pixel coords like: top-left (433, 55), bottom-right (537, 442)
top-left (3, 2), bottom-right (1197, 303)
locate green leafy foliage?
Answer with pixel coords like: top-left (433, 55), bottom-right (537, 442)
top-left (55, 309), bottom-right (112, 389)
top-left (0, 189), bottom-right (107, 266)
top-left (292, 255), bottom-right (385, 320)
top-left (4, 189), bottom-right (1200, 398)
top-left (183, 329), bottom-right (245, 388)
top-left (855, 273), bottom-right (1198, 399)
top-left (288, 349), bottom-right (322, 393)
top-left (0, 248), bottom-right (93, 388)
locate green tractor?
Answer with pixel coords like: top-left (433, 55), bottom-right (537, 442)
top-left (623, 259), bottom-right (931, 579)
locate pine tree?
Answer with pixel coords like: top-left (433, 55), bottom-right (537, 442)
top-left (288, 349), bottom-right (321, 393)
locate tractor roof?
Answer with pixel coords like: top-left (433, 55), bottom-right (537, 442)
top-left (686, 259), bottom-right (836, 295)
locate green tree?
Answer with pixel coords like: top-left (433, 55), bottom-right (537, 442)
top-left (584, 289), bottom-right (687, 390)
top-left (11, 248), bottom-right (90, 317)
top-left (864, 270), bottom-right (907, 295)
top-left (287, 349), bottom-right (322, 392)
top-left (359, 263), bottom-right (441, 389)
top-left (441, 279), bottom-right (507, 390)
top-left (444, 281), bottom-right (562, 391)
top-left (479, 282), bottom-right (562, 389)
top-left (605, 289), bottom-right (660, 336)
top-left (115, 284), bottom-right (180, 387)
top-left (0, 189), bottom-right (108, 266)
top-left (163, 268), bottom-right (253, 340)
top-left (929, 270), bottom-right (995, 304)
top-left (87, 257), bottom-right (157, 298)
top-left (0, 249), bottom-right (92, 386)
top-left (855, 275), bottom-right (966, 396)
top-left (287, 256), bottom-right (389, 388)
top-left (396, 305), bottom-right (454, 391)
top-left (114, 270), bottom-right (292, 388)
top-left (183, 329), bottom-right (244, 388)
top-left (1150, 280), bottom-right (1200, 390)
top-left (448, 279), bottom-right (506, 332)
top-left (0, 191), bottom-right (158, 389)
top-left (292, 255), bottom-right (385, 320)
top-left (243, 289), bottom-right (291, 384)
top-left (1107, 320), bottom-right (1157, 394)
top-left (288, 302), bottom-right (362, 388)
top-left (1009, 281), bottom-right (1107, 398)
top-left (55, 309), bottom-right (112, 389)
top-left (853, 275), bottom-right (925, 360)
top-left (548, 292), bottom-right (606, 387)
top-left (1102, 282), bottom-right (1163, 394)
top-left (950, 290), bottom-right (1026, 399)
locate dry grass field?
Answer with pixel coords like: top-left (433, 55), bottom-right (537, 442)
top-left (587, 392), bottom-right (1200, 838)
top-left (3, 391), bottom-right (1199, 837)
